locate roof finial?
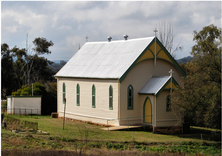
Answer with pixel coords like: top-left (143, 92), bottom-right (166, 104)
top-left (153, 28), bottom-right (158, 66)
top-left (107, 36), bottom-right (112, 42)
top-left (123, 34), bottom-right (128, 40)
top-left (85, 35), bottom-right (89, 42)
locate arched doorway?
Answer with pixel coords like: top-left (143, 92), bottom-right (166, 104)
top-left (143, 97), bottom-right (152, 123)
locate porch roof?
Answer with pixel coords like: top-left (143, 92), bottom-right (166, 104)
top-left (138, 76), bottom-right (171, 96)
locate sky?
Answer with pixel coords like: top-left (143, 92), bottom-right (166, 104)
top-left (1, 1), bottom-right (221, 61)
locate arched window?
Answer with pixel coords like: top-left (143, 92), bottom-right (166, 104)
top-left (92, 85), bottom-right (96, 108)
top-left (109, 85), bottom-right (113, 110)
top-left (127, 85), bottom-right (134, 110)
top-left (166, 95), bottom-right (171, 111)
top-left (63, 83), bottom-right (66, 104)
top-left (76, 84), bottom-right (80, 106)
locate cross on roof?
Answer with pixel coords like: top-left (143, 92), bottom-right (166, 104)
top-left (169, 69), bottom-right (174, 77)
top-left (153, 28), bottom-right (158, 37)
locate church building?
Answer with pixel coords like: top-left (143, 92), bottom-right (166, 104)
top-left (55, 35), bottom-right (186, 133)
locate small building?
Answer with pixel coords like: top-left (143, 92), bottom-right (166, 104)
top-left (7, 96), bottom-right (41, 115)
top-left (55, 36), bottom-right (186, 133)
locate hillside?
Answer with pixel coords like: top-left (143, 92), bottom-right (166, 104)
top-left (176, 56), bottom-right (193, 64)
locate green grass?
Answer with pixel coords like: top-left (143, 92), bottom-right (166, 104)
top-left (4, 114), bottom-right (221, 142)
top-left (2, 114), bottom-right (221, 156)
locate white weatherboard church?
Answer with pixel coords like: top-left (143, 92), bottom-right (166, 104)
top-left (55, 35), bottom-right (186, 133)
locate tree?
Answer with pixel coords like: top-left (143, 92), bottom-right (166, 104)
top-left (29, 56), bottom-right (54, 83)
top-left (157, 21), bottom-right (183, 57)
top-left (12, 82), bottom-right (57, 115)
top-left (1, 44), bottom-right (18, 98)
top-left (191, 24), bottom-right (221, 85)
top-left (1, 37), bottom-right (55, 98)
top-left (32, 37), bottom-right (54, 55)
top-left (24, 37), bottom-right (54, 85)
top-left (171, 24), bottom-right (221, 129)
top-left (11, 47), bottom-right (27, 88)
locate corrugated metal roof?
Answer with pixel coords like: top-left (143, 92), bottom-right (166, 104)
top-left (139, 76), bottom-right (171, 95)
top-left (55, 36), bottom-right (155, 79)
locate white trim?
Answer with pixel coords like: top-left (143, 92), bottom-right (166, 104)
top-left (58, 110), bottom-right (114, 120)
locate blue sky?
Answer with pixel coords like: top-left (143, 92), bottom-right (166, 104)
top-left (1, 1), bottom-right (221, 61)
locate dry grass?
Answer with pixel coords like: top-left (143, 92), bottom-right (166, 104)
top-left (2, 115), bottom-right (220, 156)
top-left (8, 137), bottom-right (24, 146)
top-left (1, 149), bottom-right (196, 156)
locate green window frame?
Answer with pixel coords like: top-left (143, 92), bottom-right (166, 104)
top-left (62, 83), bottom-right (66, 104)
top-left (92, 84), bottom-right (96, 108)
top-left (127, 85), bottom-right (134, 110)
top-left (109, 85), bottom-right (113, 110)
top-left (166, 95), bottom-right (171, 111)
top-left (76, 84), bottom-right (80, 106)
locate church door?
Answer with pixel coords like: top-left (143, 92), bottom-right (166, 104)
top-left (143, 97), bottom-right (152, 123)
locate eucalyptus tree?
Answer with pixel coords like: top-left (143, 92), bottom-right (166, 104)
top-left (1, 43), bottom-right (17, 98)
top-left (1, 37), bottom-right (54, 98)
top-left (171, 24), bottom-right (221, 129)
top-left (22, 37), bottom-right (54, 85)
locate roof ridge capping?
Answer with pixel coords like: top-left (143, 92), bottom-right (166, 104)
top-left (86, 36), bottom-right (155, 44)
top-left (152, 76), bottom-right (170, 78)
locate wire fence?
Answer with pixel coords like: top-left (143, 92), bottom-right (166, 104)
top-left (1, 106), bottom-right (39, 118)
top-left (3, 115), bottom-right (38, 131)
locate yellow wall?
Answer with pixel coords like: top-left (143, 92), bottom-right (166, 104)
top-left (156, 90), bottom-right (182, 127)
top-left (120, 59), bottom-right (182, 126)
top-left (164, 81), bottom-right (177, 89)
top-left (136, 42), bottom-right (173, 64)
top-left (57, 78), bottom-right (120, 126)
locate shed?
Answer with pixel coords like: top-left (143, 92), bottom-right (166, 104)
top-left (7, 96), bottom-right (41, 115)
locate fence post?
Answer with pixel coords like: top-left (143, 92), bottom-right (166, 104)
top-left (25, 109), bottom-right (26, 116)
top-left (14, 107), bottom-right (15, 115)
top-left (31, 109), bottom-right (32, 117)
top-left (37, 109), bottom-right (38, 118)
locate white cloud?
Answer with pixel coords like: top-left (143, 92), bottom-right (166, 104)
top-left (1, 1), bottom-right (221, 60)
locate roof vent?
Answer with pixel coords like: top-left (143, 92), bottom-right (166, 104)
top-left (123, 34), bottom-right (128, 40)
top-left (107, 36), bottom-right (112, 42)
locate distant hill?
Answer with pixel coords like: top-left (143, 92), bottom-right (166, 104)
top-left (49, 60), bottom-right (67, 73)
top-left (176, 56), bottom-right (193, 64)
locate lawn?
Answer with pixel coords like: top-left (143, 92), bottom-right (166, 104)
top-left (1, 114), bottom-right (221, 156)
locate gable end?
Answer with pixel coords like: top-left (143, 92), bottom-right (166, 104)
top-left (119, 37), bottom-right (186, 83)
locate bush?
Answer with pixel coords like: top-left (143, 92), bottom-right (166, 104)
top-left (10, 82), bottom-right (57, 115)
